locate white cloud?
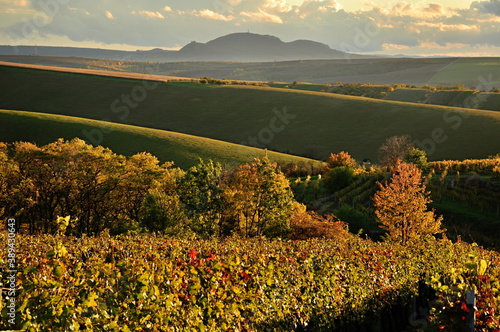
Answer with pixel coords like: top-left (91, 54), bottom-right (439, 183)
top-left (296, 0), bottom-right (342, 18)
top-left (69, 7), bottom-right (91, 16)
top-left (423, 3), bottom-right (445, 14)
top-left (163, 6), bottom-right (172, 12)
top-left (263, 0), bottom-right (293, 13)
top-left (240, 9), bottom-right (284, 23)
top-left (193, 9), bottom-right (235, 21)
top-left (382, 43), bottom-right (411, 50)
top-left (131, 10), bottom-right (165, 19)
top-left (0, 0), bottom-right (33, 14)
top-left (418, 41), bottom-right (470, 49)
top-left (414, 21), bottom-right (480, 31)
top-left (105, 10), bottom-right (114, 19)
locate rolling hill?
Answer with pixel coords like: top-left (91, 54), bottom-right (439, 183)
top-left (1, 63), bottom-right (500, 161)
top-left (427, 57), bottom-right (500, 88)
top-left (0, 55), bottom-right (457, 85)
top-left (0, 109), bottom-right (323, 170)
top-left (3, 55), bottom-right (499, 88)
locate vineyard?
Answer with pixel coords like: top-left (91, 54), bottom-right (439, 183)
top-left (425, 159), bottom-right (500, 249)
top-left (291, 173), bottom-right (383, 211)
top-left (479, 94), bottom-right (500, 112)
top-left (324, 83), bottom-right (500, 112)
top-left (1, 233), bottom-right (500, 331)
top-left (328, 83), bottom-right (394, 99)
top-left (383, 88), bottom-right (429, 103)
top-left (290, 157), bottom-right (500, 248)
top-left (290, 171), bottom-right (385, 236)
top-left (290, 176), bottom-right (324, 206)
top-left (429, 158), bottom-right (500, 173)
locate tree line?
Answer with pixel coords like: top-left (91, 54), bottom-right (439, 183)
top-left (0, 138), bottom-right (445, 245)
top-left (0, 138), bottom-right (296, 238)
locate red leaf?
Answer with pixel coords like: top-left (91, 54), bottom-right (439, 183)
top-left (188, 248), bottom-right (199, 260)
top-left (240, 271), bottom-right (250, 283)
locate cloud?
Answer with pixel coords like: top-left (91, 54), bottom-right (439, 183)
top-left (423, 4), bottom-right (444, 14)
top-left (193, 9), bottom-right (235, 21)
top-left (105, 10), bottom-right (114, 19)
top-left (418, 41), bottom-right (470, 49)
top-left (382, 43), bottom-right (411, 50)
top-left (240, 9), bottom-right (283, 23)
top-left (471, 0), bottom-right (500, 16)
top-left (131, 10), bottom-right (165, 19)
top-left (297, 0), bottom-right (342, 17)
top-left (0, 0), bottom-right (498, 56)
top-left (414, 21), bottom-right (479, 31)
top-left (0, 0), bottom-right (34, 14)
top-left (263, 0), bottom-right (293, 13)
top-left (391, 2), bottom-right (413, 15)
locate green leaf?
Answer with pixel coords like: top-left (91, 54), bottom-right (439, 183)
top-left (82, 292), bottom-right (98, 308)
top-left (465, 263), bottom-right (476, 271)
top-left (53, 264), bottom-right (64, 278)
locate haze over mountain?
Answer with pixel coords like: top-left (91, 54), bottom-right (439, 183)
top-left (0, 33), bottom-right (367, 62)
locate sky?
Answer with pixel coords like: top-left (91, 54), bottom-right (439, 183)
top-left (0, 0), bottom-right (499, 57)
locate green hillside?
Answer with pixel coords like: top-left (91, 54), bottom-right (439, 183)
top-left (0, 109), bottom-right (322, 169)
top-left (1, 65), bottom-right (500, 161)
top-left (427, 57), bottom-right (500, 87)
top-left (384, 88), bottom-right (429, 103)
top-left (478, 93), bottom-right (500, 111)
top-left (2, 55), bottom-right (500, 86)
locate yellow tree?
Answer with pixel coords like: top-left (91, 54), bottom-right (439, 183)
top-left (373, 160), bottom-right (444, 245)
top-left (222, 157), bottom-right (295, 238)
top-left (324, 151), bottom-right (358, 170)
top-left (0, 143), bottom-right (19, 221)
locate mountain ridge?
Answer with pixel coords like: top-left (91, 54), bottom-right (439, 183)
top-left (0, 32), bottom-right (368, 62)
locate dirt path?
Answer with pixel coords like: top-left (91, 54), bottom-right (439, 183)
top-left (0, 61), bottom-right (195, 83)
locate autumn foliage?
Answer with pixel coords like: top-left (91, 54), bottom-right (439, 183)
top-left (374, 160), bottom-right (444, 245)
top-left (289, 203), bottom-right (350, 241)
top-left (324, 151), bottom-right (358, 171)
top-left (0, 139), bottom-right (298, 238)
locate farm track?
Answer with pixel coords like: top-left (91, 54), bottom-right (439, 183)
top-left (0, 61), bottom-right (193, 83)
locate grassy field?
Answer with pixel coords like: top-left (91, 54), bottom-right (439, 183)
top-left (478, 93), bottom-right (500, 111)
top-left (424, 90), bottom-right (477, 107)
top-left (1, 64), bottom-right (500, 161)
top-left (269, 82), bottom-right (327, 92)
top-left (2, 55), bottom-right (500, 87)
top-left (384, 88), bottom-right (500, 112)
top-left (0, 109), bottom-right (323, 169)
top-left (427, 57), bottom-right (500, 87)
top-left (384, 88), bottom-right (430, 103)
top-left (0, 55), bottom-right (468, 85)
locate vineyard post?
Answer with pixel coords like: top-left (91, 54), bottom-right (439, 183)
top-left (465, 290), bottom-right (476, 331)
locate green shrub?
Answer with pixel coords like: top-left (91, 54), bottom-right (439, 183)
top-left (334, 204), bottom-right (374, 234)
top-left (323, 166), bottom-right (355, 194)
top-left (140, 189), bottom-right (187, 233)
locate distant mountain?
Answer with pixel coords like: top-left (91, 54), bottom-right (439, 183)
top-left (0, 33), bottom-right (368, 62)
top-left (177, 33), bottom-right (362, 61)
